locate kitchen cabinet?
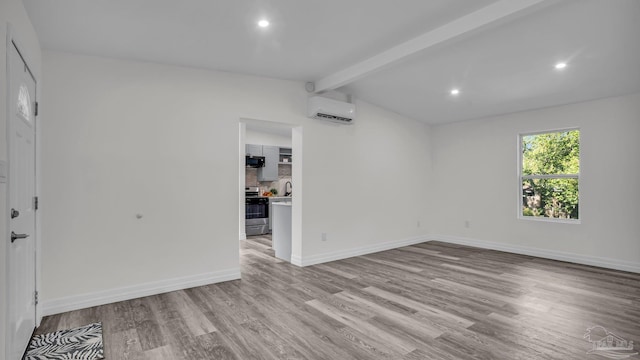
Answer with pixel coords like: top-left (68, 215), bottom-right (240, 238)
top-left (272, 202), bottom-right (292, 263)
top-left (258, 145), bottom-right (279, 181)
top-left (246, 143), bottom-right (280, 181)
top-left (269, 197), bottom-right (292, 231)
top-left (246, 144), bottom-right (263, 156)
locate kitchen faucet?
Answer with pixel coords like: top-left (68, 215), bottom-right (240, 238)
top-left (284, 181), bottom-right (292, 197)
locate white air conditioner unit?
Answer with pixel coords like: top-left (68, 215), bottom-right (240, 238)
top-left (307, 96), bottom-right (356, 124)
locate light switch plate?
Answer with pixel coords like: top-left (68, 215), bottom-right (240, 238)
top-left (0, 160), bottom-right (6, 183)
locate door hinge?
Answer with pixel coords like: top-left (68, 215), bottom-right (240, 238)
top-left (33, 196), bottom-right (39, 210)
top-left (34, 291), bottom-right (39, 306)
top-left (35, 101), bottom-right (38, 116)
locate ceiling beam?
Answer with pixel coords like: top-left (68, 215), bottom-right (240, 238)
top-left (313, 0), bottom-right (550, 93)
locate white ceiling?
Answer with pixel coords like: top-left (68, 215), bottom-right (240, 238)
top-left (342, 0), bottom-right (640, 124)
top-left (23, 0), bottom-right (640, 124)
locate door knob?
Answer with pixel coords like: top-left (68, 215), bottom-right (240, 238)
top-left (11, 208), bottom-right (19, 219)
top-left (11, 232), bottom-right (29, 243)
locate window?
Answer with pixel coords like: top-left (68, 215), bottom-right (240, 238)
top-left (17, 84), bottom-right (32, 122)
top-left (520, 129), bottom-right (580, 221)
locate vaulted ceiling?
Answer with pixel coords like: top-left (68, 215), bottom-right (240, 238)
top-left (23, 0), bottom-right (640, 124)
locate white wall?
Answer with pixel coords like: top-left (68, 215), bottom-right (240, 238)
top-left (431, 93), bottom-right (640, 270)
top-left (0, 0), bottom-right (42, 356)
top-left (298, 100), bottom-right (432, 264)
top-left (40, 51), bottom-right (433, 313)
top-left (245, 128), bottom-right (291, 147)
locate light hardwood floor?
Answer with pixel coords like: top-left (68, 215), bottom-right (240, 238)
top-left (37, 236), bottom-right (640, 359)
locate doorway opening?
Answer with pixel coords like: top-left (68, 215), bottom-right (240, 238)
top-left (238, 119), bottom-right (301, 268)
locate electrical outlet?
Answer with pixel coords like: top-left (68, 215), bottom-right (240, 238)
top-left (417, 220), bottom-right (421, 228)
top-left (321, 232), bottom-right (327, 241)
top-left (464, 220), bottom-right (470, 228)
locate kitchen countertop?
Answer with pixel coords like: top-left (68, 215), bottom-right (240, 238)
top-left (246, 196), bottom-right (292, 200)
top-left (246, 196), bottom-right (293, 202)
top-left (272, 202), bottom-right (292, 206)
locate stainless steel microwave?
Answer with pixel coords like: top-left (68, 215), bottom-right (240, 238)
top-left (246, 156), bottom-right (265, 168)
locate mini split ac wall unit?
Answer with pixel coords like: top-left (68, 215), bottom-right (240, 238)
top-left (307, 96), bottom-right (356, 124)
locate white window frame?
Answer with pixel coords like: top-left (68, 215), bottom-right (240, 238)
top-left (517, 128), bottom-right (581, 224)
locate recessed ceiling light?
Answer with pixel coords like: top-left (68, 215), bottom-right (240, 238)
top-left (450, 88), bottom-right (460, 96)
top-left (555, 62), bottom-right (567, 70)
top-left (258, 19), bottom-right (270, 28)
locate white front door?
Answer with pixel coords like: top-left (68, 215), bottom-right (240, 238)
top-left (8, 41), bottom-right (37, 360)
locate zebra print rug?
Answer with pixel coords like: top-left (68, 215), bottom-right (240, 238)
top-left (25, 322), bottom-right (104, 360)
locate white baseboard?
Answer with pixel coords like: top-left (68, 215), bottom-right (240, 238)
top-left (292, 235), bottom-right (430, 267)
top-left (430, 234), bottom-right (640, 274)
top-left (290, 254), bottom-right (303, 267)
top-left (39, 234), bottom-right (638, 317)
top-left (40, 267), bottom-right (241, 317)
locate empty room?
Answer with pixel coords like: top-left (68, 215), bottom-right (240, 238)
top-left (2, 0), bottom-right (639, 359)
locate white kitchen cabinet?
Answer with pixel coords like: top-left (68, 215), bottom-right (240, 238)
top-left (246, 144), bottom-right (263, 156)
top-left (272, 202), bottom-right (292, 263)
top-left (269, 197), bottom-right (292, 231)
top-left (258, 145), bottom-right (279, 181)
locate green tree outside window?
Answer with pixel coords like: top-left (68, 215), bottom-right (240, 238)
top-left (521, 130), bottom-right (580, 220)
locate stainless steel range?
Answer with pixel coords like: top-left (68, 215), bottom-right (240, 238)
top-left (245, 187), bottom-right (269, 236)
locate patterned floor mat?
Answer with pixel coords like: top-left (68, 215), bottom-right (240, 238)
top-left (25, 322), bottom-right (104, 360)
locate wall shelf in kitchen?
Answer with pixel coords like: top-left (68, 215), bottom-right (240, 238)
top-left (279, 147), bottom-right (292, 164)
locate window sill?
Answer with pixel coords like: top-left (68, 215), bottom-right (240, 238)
top-left (518, 216), bottom-right (581, 225)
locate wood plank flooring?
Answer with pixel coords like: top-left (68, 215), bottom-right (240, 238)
top-left (37, 236), bottom-right (640, 359)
